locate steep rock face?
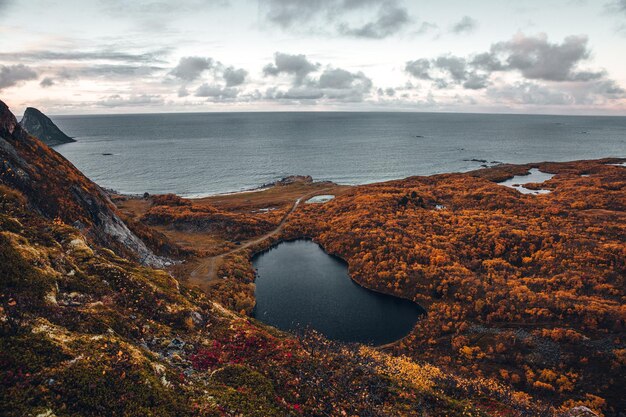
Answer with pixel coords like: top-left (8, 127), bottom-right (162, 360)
top-left (19, 107), bottom-right (76, 146)
top-left (0, 100), bottom-right (165, 266)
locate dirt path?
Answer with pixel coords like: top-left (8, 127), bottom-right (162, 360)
top-left (188, 190), bottom-right (329, 289)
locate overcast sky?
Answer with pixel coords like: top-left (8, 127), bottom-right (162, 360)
top-left (1, 0), bottom-right (625, 115)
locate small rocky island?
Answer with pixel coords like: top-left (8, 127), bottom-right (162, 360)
top-left (19, 106), bottom-right (75, 146)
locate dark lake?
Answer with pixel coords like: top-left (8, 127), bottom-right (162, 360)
top-left (252, 240), bottom-right (425, 345)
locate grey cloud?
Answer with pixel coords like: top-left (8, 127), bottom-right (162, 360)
top-left (195, 83), bottom-right (239, 100)
top-left (60, 64), bottom-right (164, 79)
top-left (338, 2), bottom-right (411, 39)
top-left (318, 68), bottom-right (369, 89)
top-left (0, 64), bottom-right (38, 90)
top-left (39, 77), bottom-right (55, 88)
top-left (101, 0), bottom-right (230, 16)
top-left (262, 0), bottom-right (410, 39)
top-left (177, 86), bottom-right (190, 97)
top-left (263, 53), bottom-right (320, 85)
top-left (0, 49), bottom-right (168, 63)
top-left (434, 56), bottom-right (467, 81)
top-left (493, 34), bottom-right (600, 81)
top-left (450, 16), bottom-right (478, 34)
top-left (170, 56), bottom-right (213, 81)
top-left (223, 67), bottom-right (248, 87)
top-left (405, 59), bottom-right (431, 80)
top-left (97, 94), bottom-right (164, 107)
top-left (487, 82), bottom-right (574, 105)
top-left (405, 33), bottom-right (617, 94)
top-left (462, 73), bottom-right (490, 90)
top-left (567, 79), bottom-right (626, 104)
top-left (267, 67), bottom-right (372, 103)
top-left (414, 21), bottom-right (438, 36)
top-left (262, 0), bottom-right (377, 28)
top-left (606, 0), bottom-right (626, 13)
top-left (376, 87), bottom-right (395, 96)
top-left (470, 52), bottom-right (504, 72)
top-left (487, 79), bottom-right (625, 106)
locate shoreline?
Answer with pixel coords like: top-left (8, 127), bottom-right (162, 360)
top-left (108, 157), bottom-right (626, 201)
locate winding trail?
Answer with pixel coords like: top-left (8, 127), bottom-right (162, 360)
top-left (188, 190), bottom-right (331, 289)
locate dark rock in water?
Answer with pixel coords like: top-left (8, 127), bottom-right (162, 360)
top-left (19, 107), bottom-right (76, 146)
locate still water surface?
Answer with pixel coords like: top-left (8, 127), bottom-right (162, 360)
top-left (252, 240), bottom-right (425, 345)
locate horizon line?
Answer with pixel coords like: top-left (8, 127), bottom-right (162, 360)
top-left (46, 108), bottom-right (626, 118)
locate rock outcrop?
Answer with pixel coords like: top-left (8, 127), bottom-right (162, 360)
top-left (562, 406), bottom-right (600, 417)
top-left (19, 106), bottom-right (76, 146)
top-left (0, 100), bottom-right (165, 266)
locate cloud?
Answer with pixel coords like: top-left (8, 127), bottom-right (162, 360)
top-left (0, 49), bottom-right (169, 63)
top-left (262, 52), bottom-right (373, 102)
top-left (405, 59), bottom-right (432, 80)
top-left (39, 77), bottom-right (55, 88)
top-left (177, 86), bottom-right (189, 97)
top-left (56, 64), bottom-right (164, 79)
top-left (97, 94), bottom-right (164, 107)
top-left (402, 32), bottom-right (625, 108)
top-left (100, 0), bottom-right (230, 20)
top-left (267, 66), bottom-right (373, 103)
top-left (450, 16), bottom-right (478, 34)
top-left (223, 67), bottom-right (248, 87)
top-left (261, 0), bottom-right (372, 28)
top-left (0, 64), bottom-right (38, 90)
top-left (263, 52), bottom-right (320, 85)
top-left (170, 56), bottom-right (213, 81)
top-left (492, 33), bottom-right (602, 81)
top-left (377, 87), bottom-right (396, 97)
top-left (414, 21), bottom-right (438, 36)
top-left (195, 83), bottom-right (239, 100)
top-left (487, 79), bottom-right (625, 107)
top-left (261, 0), bottom-right (410, 39)
top-left (487, 82), bottom-right (571, 105)
top-left (338, 2), bottom-right (411, 39)
top-left (606, 0), bottom-right (626, 14)
top-left (434, 56), bottom-right (467, 82)
top-left (318, 68), bottom-right (371, 89)
top-left (405, 33), bottom-right (614, 92)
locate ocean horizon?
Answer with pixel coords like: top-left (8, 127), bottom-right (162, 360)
top-left (52, 111), bottom-right (626, 197)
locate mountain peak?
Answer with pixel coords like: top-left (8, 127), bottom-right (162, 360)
top-left (20, 106), bottom-right (75, 146)
top-left (0, 100), bottom-right (19, 137)
top-left (0, 101), bottom-right (165, 267)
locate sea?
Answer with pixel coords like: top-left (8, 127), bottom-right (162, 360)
top-left (52, 112), bottom-right (626, 197)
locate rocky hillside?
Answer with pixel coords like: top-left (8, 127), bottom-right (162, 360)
top-left (0, 100), bottom-right (164, 267)
top-left (2, 180), bottom-right (558, 416)
top-left (0, 98), bottom-right (610, 416)
top-left (19, 107), bottom-right (76, 146)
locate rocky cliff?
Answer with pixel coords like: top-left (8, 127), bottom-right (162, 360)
top-left (0, 100), bottom-right (164, 267)
top-left (19, 106), bottom-right (76, 146)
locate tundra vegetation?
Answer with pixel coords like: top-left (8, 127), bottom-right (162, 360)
top-left (1, 100), bottom-right (624, 416)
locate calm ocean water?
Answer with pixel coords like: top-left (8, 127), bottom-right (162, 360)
top-left (53, 112), bottom-right (626, 197)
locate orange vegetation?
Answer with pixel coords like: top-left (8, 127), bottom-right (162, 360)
top-left (279, 159), bottom-right (625, 415)
top-left (120, 158), bottom-right (625, 415)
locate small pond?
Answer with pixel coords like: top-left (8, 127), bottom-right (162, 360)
top-left (498, 168), bottom-right (555, 194)
top-left (252, 240), bottom-right (425, 345)
top-left (305, 195), bottom-right (335, 204)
